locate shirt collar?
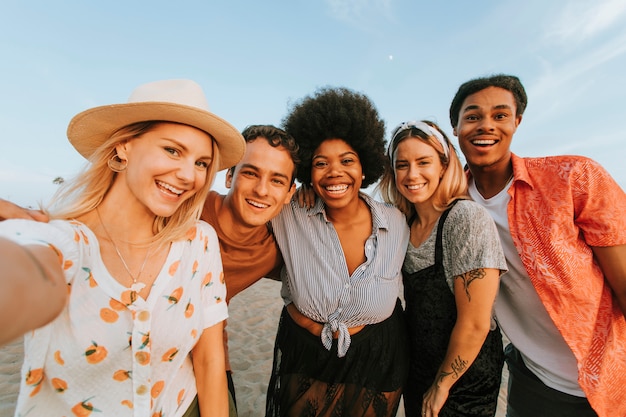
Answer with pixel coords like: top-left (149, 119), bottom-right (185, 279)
top-left (465, 153), bottom-right (534, 191)
top-left (510, 153), bottom-right (534, 190)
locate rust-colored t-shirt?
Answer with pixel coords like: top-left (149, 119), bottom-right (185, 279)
top-left (201, 191), bottom-right (281, 302)
top-left (201, 191), bottom-right (282, 371)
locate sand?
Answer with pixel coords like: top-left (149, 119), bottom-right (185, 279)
top-left (0, 278), bottom-right (508, 417)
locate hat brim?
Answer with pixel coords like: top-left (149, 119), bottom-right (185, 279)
top-left (67, 102), bottom-right (245, 171)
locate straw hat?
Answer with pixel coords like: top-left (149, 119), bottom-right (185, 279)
top-left (67, 79), bottom-right (245, 171)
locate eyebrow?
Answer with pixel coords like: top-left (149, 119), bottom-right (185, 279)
top-left (312, 150), bottom-right (358, 159)
top-left (164, 137), bottom-right (213, 160)
top-left (462, 103), bottom-right (513, 113)
top-left (395, 155), bottom-right (432, 163)
top-left (239, 163), bottom-right (290, 181)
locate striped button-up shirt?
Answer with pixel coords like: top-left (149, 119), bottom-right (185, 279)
top-left (271, 192), bottom-right (409, 357)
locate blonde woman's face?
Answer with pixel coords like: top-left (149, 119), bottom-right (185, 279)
top-left (116, 123), bottom-right (214, 217)
top-left (393, 137), bottom-right (444, 209)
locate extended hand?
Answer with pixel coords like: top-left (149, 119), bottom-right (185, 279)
top-left (0, 199), bottom-right (49, 222)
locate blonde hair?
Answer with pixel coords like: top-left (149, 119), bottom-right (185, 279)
top-left (377, 120), bottom-right (468, 220)
top-left (47, 121), bottom-right (219, 244)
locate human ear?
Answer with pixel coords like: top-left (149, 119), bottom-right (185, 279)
top-left (284, 183), bottom-right (297, 205)
top-left (114, 141), bottom-right (130, 160)
top-left (225, 169), bottom-right (234, 189)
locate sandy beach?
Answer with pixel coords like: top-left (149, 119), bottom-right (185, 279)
top-left (0, 278), bottom-right (507, 417)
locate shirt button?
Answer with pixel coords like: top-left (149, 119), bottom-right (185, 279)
top-left (136, 384), bottom-right (148, 395)
top-left (138, 311), bottom-right (150, 321)
top-left (338, 307), bottom-right (343, 312)
top-left (344, 283), bottom-right (351, 289)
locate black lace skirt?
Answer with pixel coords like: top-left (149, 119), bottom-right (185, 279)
top-left (265, 300), bottom-right (409, 417)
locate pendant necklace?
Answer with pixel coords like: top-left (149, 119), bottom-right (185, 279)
top-left (96, 207), bottom-right (156, 293)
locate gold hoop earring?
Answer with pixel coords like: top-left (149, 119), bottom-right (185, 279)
top-left (108, 155), bottom-right (128, 172)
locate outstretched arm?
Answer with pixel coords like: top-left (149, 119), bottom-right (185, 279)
top-left (0, 237), bottom-right (66, 346)
top-left (592, 244), bottom-right (626, 317)
top-left (421, 267), bottom-right (500, 417)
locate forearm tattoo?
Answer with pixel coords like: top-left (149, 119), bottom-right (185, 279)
top-left (436, 355), bottom-right (468, 386)
top-left (450, 355), bottom-right (468, 378)
top-left (455, 268), bottom-right (486, 302)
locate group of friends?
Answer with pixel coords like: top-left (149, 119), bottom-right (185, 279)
top-left (0, 73), bottom-right (624, 417)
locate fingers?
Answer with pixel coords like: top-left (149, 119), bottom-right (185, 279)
top-left (25, 209), bottom-right (49, 222)
top-left (294, 185), bottom-right (316, 209)
top-left (422, 385), bottom-right (446, 417)
top-left (0, 199), bottom-right (49, 222)
top-left (296, 186), bottom-right (307, 208)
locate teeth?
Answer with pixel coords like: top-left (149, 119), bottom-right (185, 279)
top-left (325, 184), bottom-right (348, 192)
top-left (407, 184), bottom-right (425, 190)
top-left (472, 140), bottom-right (496, 145)
top-left (157, 181), bottom-right (183, 195)
top-left (247, 199), bottom-right (269, 208)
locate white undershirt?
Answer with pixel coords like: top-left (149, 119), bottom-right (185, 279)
top-left (469, 178), bottom-right (585, 397)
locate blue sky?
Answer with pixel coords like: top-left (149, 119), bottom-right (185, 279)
top-left (2, 0), bottom-right (625, 206)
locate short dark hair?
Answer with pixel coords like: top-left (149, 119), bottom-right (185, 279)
top-left (282, 87), bottom-right (387, 188)
top-left (230, 124), bottom-right (300, 183)
top-left (449, 74), bottom-right (528, 128)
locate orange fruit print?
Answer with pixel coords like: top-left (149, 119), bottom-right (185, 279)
top-left (113, 369), bottom-right (131, 381)
top-left (25, 367), bottom-right (43, 386)
top-left (51, 377), bottom-right (68, 392)
top-left (85, 341), bottom-right (108, 364)
top-left (165, 287), bottom-right (183, 306)
top-left (184, 300), bottom-right (194, 318)
top-left (71, 397), bottom-right (100, 416)
top-left (162, 347), bottom-right (179, 362)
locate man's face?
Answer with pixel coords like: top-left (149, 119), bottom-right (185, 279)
top-left (225, 138), bottom-right (296, 228)
top-left (453, 86), bottom-right (522, 171)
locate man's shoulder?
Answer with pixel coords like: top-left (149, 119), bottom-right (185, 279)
top-left (514, 153), bottom-right (610, 183)
top-left (201, 191), bottom-right (224, 224)
top-left (518, 154), bottom-right (600, 170)
top-left (206, 190), bottom-right (225, 205)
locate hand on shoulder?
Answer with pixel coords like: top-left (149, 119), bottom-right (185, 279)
top-left (0, 199), bottom-right (49, 222)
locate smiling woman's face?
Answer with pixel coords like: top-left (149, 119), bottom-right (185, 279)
top-left (393, 137), bottom-right (445, 209)
top-left (115, 122), bottom-right (214, 217)
top-left (310, 138), bottom-right (363, 211)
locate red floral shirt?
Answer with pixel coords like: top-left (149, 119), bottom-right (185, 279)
top-left (506, 153), bottom-right (626, 417)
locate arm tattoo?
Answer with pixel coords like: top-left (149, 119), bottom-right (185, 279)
top-left (450, 355), bottom-right (468, 378)
top-left (454, 268), bottom-right (486, 302)
top-left (435, 355), bottom-right (468, 386)
top-left (435, 370), bottom-right (452, 386)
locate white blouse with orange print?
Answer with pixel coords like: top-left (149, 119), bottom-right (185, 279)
top-left (0, 218), bottom-right (228, 417)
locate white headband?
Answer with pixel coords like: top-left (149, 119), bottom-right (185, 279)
top-left (388, 121), bottom-right (449, 159)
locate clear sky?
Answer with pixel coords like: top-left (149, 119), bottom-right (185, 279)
top-left (2, 0), bottom-right (625, 206)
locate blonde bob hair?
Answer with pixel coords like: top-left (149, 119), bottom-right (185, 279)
top-left (47, 121), bottom-right (219, 244)
top-left (377, 120), bottom-right (468, 221)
